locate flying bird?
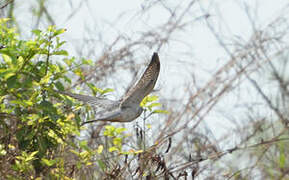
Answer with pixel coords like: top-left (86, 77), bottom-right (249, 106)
top-left (59, 52), bottom-right (160, 125)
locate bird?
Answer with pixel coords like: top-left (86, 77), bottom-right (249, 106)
top-left (59, 52), bottom-right (160, 125)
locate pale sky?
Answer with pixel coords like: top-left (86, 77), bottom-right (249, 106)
top-left (14, 0), bottom-right (289, 140)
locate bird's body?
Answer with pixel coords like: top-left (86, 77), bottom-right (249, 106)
top-left (91, 105), bottom-right (143, 123)
top-left (60, 53), bottom-right (160, 125)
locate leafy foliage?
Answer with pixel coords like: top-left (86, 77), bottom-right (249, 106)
top-left (0, 19), bottom-right (88, 179)
top-left (140, 95), bottom-right (169, 114)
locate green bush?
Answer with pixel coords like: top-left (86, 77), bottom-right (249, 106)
top-left (0, 18), bottom-right (84, 179)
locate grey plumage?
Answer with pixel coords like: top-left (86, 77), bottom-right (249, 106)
top-left (60, 52), bottom-right (160, 125)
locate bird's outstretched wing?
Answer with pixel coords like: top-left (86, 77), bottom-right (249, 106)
top-left (121, 52), bottom-right (160, 106)
top-left (58, 91), bottom-right (118, 109)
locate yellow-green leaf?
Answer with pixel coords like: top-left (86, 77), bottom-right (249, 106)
top-left (140, 95), bottom-right (159, 107)
top-left (134, 150), bottom-right (144, 154)
top-left (97, 160), bottom-right (106, 170)
top-left (102, 88), bottom-right (114, 95)
top-left (40, 72), bottom-right (52, 84)
top-left (82, 59), bottom-right (93, 65)
top-left (147, 103), bottom-right (161, 108)
top-left (115, 127), bottom-right (126, 134)
top-left (42, 158), bottom-right (57, 166)
top-left (152, 109), bottom-right (169, 114)
top-left (2, 54), bottom-right (12, 65)
top-left (54, 28), bottom-right (67, 36)
top-left (108, 147), bottom-right (118, 152)
top-left (97, 145), bottom-right (104, 154)
top-left (52, 50), bottom-right (68, 56)
top-left (113, 137), bottom-right (122, 146)
top-left (0, 18), bottom-right (10, 23)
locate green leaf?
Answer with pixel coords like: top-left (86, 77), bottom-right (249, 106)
top-left (87, 83), bottom-right (114, 96)
top-left (113, 137), bottom-right (122, 146)
top-left (70, 150), bottom-right (79, 156)
top-left (79, 141), bottom-right (90, 151)
top-left (39, 100), bottom-right (57, 114)
top-left (105, 125), bottom-right (115, 130)
top-left (41, 158), bottom-right (57, 166)
top-left (53, 28), bottom-right (66, 36)
top-left (55, 81), bottom-right (65, 91)
top-left (0, 69), bottom-right (15, 80)
top-left (82, 58), bottom-right (93, 65)
top-left (279, 152), bottom-right (285, 169)
top-left (22, 75), bottom-right (33, 88)
top-left (147, 103), bottom-right (161, 108)
top-left (52, 50), bottom-right (68, 56)
top-left (0, 49), bottom-right (15, 58)
top-left (48, 130), bottom-right (63, 144)
top-left (133, 150), bottom-right (144, 154)
top-left (63, 75), bottom-right (72, 84)
top-left (23, 100), bottom-right (33, 106)
top-left (97, 145), bottom-right (103, 154)
top-left (39, 72), bottom-right (52, 85)
top-left (16, 56), bottom-right (24, 69)
top-left (79, 151), bottom-right (89, 158)
top-left (103, 125), bottom-right (116, 137)
top-left (152, 109), bottom-right (169, 114)
top-left (140, 95), bottom-right (159, 107)
top-left (76, 161), bottom-right (82, 169)
top-left (97, 160), bottom-right (106, 171)
top-left (63, 57), bottom-right (75, 66)
top-left (27, 151), bottom-right (38, 161)
top-left (102, 88), bottom-right (114, 95)
top-left (108, 147), bottom-right (118, 152)
top-left (32, 29), bottom-right (42, 36)
top-left (0, 18), bottom-right (10, 23)
top-left (145, 95), bottom-right (158, 102)
top-left (6, 75), bottom-right (18, 89)
top-left (146, 124), bottom-right (152, 129)
top-left (56, 37), bottom-right (66, 48)
top-left (115, 127), bottom-right (126, 134)
top-left (25, 40), bottom-right (37, 49)
top-left (47, 25), bottom-right (56, 33)
top-left (73, 68), bottom-right (84, 80)
top-left (0, 144), bottom-right (7, 156)
top-left (2, 54), bottom-right (12, 65)
top-left (86, 83), bottom-right (98, 95)
top-left (279, 143), bottom-right (285, 168)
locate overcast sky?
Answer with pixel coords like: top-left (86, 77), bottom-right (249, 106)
top-left (14, 0), bottom-right (289, 140)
